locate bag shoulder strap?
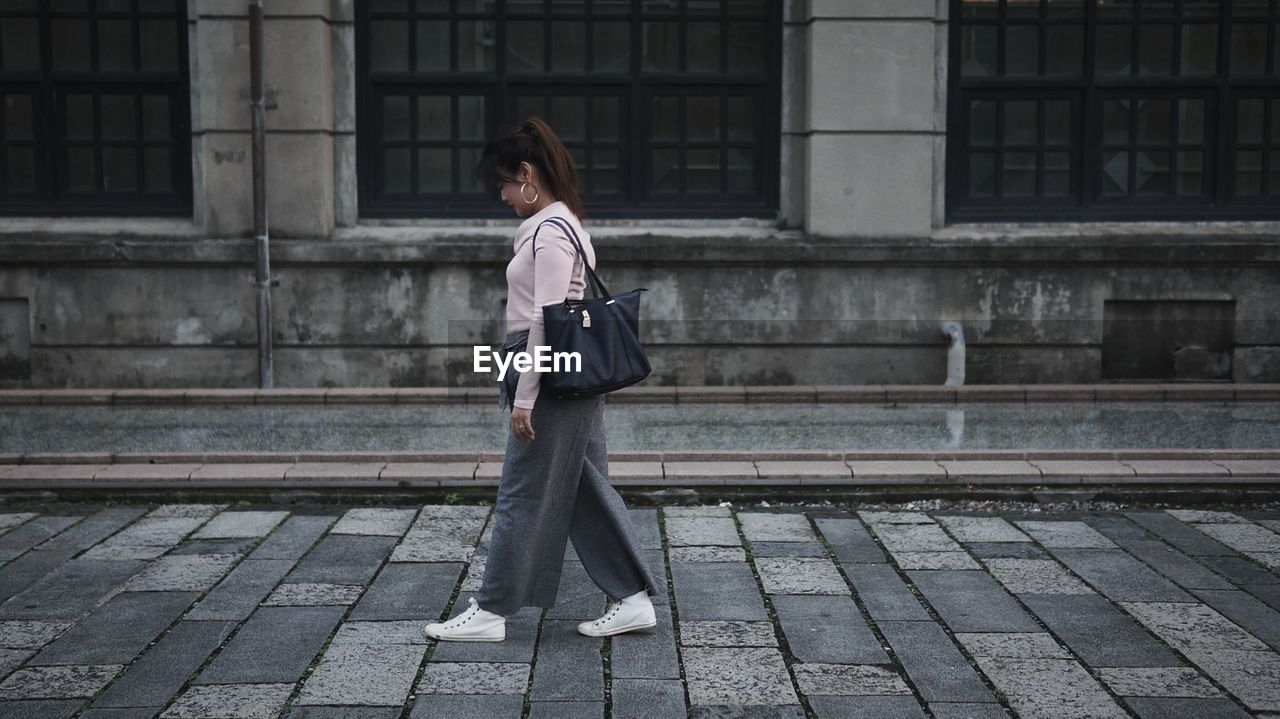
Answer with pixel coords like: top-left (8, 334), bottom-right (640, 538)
top-left (532, 216), bottom-right (610, 300)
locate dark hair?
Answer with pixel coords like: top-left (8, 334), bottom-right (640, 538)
top-left (475, 116), bottom-right (585, 220)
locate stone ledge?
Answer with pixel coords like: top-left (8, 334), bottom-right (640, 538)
top-left (1, 383), bottom-right (1274, 405)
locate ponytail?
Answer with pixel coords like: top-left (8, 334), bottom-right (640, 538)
top-left (477, 115), bottom-right (586, 220)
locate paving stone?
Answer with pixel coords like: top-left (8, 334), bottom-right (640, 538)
top-left (530, 620), bottom-right (602, 701)
top-left (407, 694), bottom-right (523, 719)
top-left (749, 541), bottom-right (827, 558)
top-left (1016, 521), bottom-right (1117, 549)
top-left (1050, 548), bottom-right (1193, 602)
top-left (546, 561), bottom-right (601, 621)
top-left (104, 518), bottom-right (204, 547)
top-left (1022, 594), bottom-right (1183, 667)
top-left (936, 516), bottom-right (1031, 543)
top-left (0, 548), bottom-right (81, 607)
top-left (663, 506), bottom-right (731, 518)
top-left (1191, 588), bottom-right (1280, 650)
top-left (262, 582), bottom-right (363, 606)
top-left (982, 558), bottom-right (1095, 595)
top-left (1167, 510), bottom-right (1248, 524)
top-left (683, 647), bottom-right (799, 706)
top-left (612, 678), bottom-right (686, 719)
top-left (908, 570), bottom-right (1040, 633)
top-left (627, 509), bottom-right (662, 550)
top-left (527, 702), bottom-right (603, 719)
top-left (185, 558), bottom-right (294, 621)
top-left (30, 591), bottom-right (199, 666)
top-left (190, 511), bottom-right (288, 540)
top-left (0, 647), bottom-right (33, 679)
top-left (0, 664), bottom-right (121, 699)
top-left (892, 552), bottom-right (981, 570)
top-left (792, 663), bottom-right (911, 696)
top-left (295, 641), bottom-right (426, 706)
top-left (37, 507), bottom-right (149, 554)
top-left (859, 511), bottom-right (935, 525)
top-left (1172, 647), bottom-right (1280, 712)
top-left (196, 606), bottom-right (345, 684)
top-left (80, 708), bottom-right (164, 719)
top-left (807, 696), bottom-right (926, 719)
top-left (160, 683), bottom-right (294, 719)
top-left (416, 661), bottom-right (530, 694)
top-left (973, 656), bottom-right (1129, 719)
top-left (1094, 667), bottom-right (1221, 698)
top-left (1116, 539), bottom-right (1234, 590)
top-left (671, 562), bottom-right (767, 620)
top-left (416, 505), bottom-right (491, 521)
top-left (0, 516), bottom-right (82, 560)
top-left (772, 595), bottom-right (886, 664)
top-left (430, 607), bottom-right (541, 663)
top-left (843, 563), bottom-right (930, 621)
top-left (0, 557), bottom-right (149, 620)
top-left (873, 523), bottom-right (961, 553)
top-left (668, 546), bottom-right (747, 562)
top-left (350, 562), bottom-right (461, 621)
top-left (878, 620), bottom-right (997, 704)
top-left (956, 632), bottom-right (1072, 660)
top-left (287, 535), bottom-right (397, 584)
top-left (1120, 601), bottom-right (1269, 652)
top-left (0, 699), bottom-right (82, 719)
top-left (146, 505), bottom-right (226, 519)
top-left (330, 619), bottom-right (428, 645)
top-left (665, 518), bottom-right (742, 547)
top-left (966, 542), bottom-right (1049, 560)
top-left (390, 515), bottom-right (486, 562)
top-left (248, 515), bottom-right (335, 560)
top-left (754, 557), bottom-right (848, 595)
top-left (284, 708), bottom-right (401, 719)
top-left (1122, 697), bottom-right (1253, 719)
top-left (813, 517), bottom-right (886, 563)
top-left (330, 508), bottom-right (417, 537)
top-left (679, 620), bottom-right (777, 647)
top-left (1124, 512), bottom-right (1237, 557)
top-left (165, 538), bottom-right (257, 556)
top-left (92, 620), bottom-right (236, 708)
top-left (739, 513), bottom-right (815, 543)
top-left (611, 604), bottom-right (680, 679)
top-left (0, 513), bottom-right (37, 533)
top-left (1201, 555), bottom-right (1280, 586)
top-left (1197, 523), bottom-right (1280, 553)
top-left (121, 554), bottom-right (239, 592)
top-left (1080, 515), bottom-right (1157, 542)
top-left (928, 703), bottom-right (1011, 719)
top-left (0, 621), bottom-right (74, 649)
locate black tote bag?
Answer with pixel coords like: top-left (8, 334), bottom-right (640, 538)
top-left (532, 216), bottom-right (652, 398)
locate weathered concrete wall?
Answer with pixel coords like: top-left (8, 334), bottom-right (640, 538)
top-left (1, 227), bottom-right (1276, 388)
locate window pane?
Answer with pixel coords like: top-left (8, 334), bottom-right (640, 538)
top-left (1138, 24), bottom-right (1173, 75)
top-left (140, 20), bottom-right (179, 71)
top-left (550, 96), bottom-right (585, 140)
top-left (1273, 100), bottom-right (1280, 141)
top-left (969, 152), bottom-right (996, 196)
top-left (595, 147), bottom-right (620, 193)
top-left (1176, 150), bottom-right (1202, 195)
top-left (592, 21), bottom-right (629, 72)
top-left (1045, 100), bottom-right (1070, 145)
top-left (370, 20), bottom-right (409, 72)
top-left (1136, 98), bottom-right (1170, 144)
top-left (418, 148), bottom-right (451, 192)
top-left (1237, 98), bottom-right (1264, 143)
top-left (101, 95), bottom-right (136, 140)
top-left (687, 148), bottom-right (719, 192)
top-left (4, 95), bottom-right (33, 140)
top-left (383, 96), bottom-right (410, 141)
top-left (1180, 24), bottom-right (1217, 75)
top-left (642, 21), bottom-right (678, 72)
top-left (1235, 150), bottom-right (1262, 194)
top-left (593, 97), bottom-right (620, 141)
top-left (1006, 0), bottom-right (1038, 18)
top-left (98, 18), bottom-right (132, 70)
top-left (418, 96), bottom-right (451, 140)
top-left (1003, 100), bottom-right (1037, 145)
top-left (1101, 151), bottom-right (1129, 195)
top-left (458, 96), bottom-right (485, 141)
top-left (1135, 149), bottom-right (1170, 194)
top-left (1103, 99), bottom-right (1130, 144)
top-left (383, 148), bottom-right (410, 193)
top-left (727, 22), bottom-right (766, 74)
top-left (1097, 0), bottom-right (1134, 18)
top-left (651, 148), bottom-right (679, 192)
top-left (457, 21), bottom-right (495, 71)
top-left (139, 0), bottom-right (180, 11)
top-left (1047, 0), bottom-right (1084, 17)
top-left (651, 96), bottom-right (678, 141)
top-left (1003, 151), bottom-right (1037, 195)
top-left (144, 147), bottom-right (170, 192)
top-left (727, 97), bottom-right (753, 141)
top-left (687, 96), bottom-right (719, 141)
top-left (1005, 25), bottom-right (1038, 76)
top-left (52, 19), bottom-right (91, 70)
top-left (969, 100), bottom-right (996, 145)
top-left (416, 20), bottom-right (449, 71)
top-left (1177, 99), bottom-right (1204, 143)
top-left (1044, 151), bottom-right (1071, 195)
top-left (103, 147), bottom-right (137, 192)
top-left (0, 19), bottom-right (39, 71)
top-left (7, 147), bottom-right (34, 192)
top-left (1231, 24), bottom-right (1267, 73)
top-left (1096, 25), bottom-right (1131, 75)
top-left (67, 147), bottom-right (96, 192)
top-left (1270, 150), bottom-right (1280, 194)
top-left (687, 22), bottom-right (720, 72)
top-left (728, 147), bottom-right (753, 193)
top-left (550, 20), bottom-right (586, 71)
top-left (459, 146), bottom-right (483, 192)
top-left (1143, 0), bottom-right (1174, 18)
top-left (961, 26), bottom-right (997, 76)
top-left (65, 95), bottom-right (94, 140)
top-left (1181, 0), bottom-right (1218, 17)
top-left (1045, 25), bottom-right (1083, 75)
top-left (507, 20), bottom-right (545, 71)
top-left (961, 0), bottom-right (998, 18)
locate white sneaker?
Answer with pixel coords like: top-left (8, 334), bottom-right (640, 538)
top-left (577, 589), bottom-right (657, 637)
top-left (424, 597), bottom-right (505, 642)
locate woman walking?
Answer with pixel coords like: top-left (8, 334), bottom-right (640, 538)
top-left (425, 117), bottom-right (662, 642)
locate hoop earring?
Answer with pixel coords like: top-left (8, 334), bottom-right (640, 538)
top-left (520, 182), bottom-right (539, 204)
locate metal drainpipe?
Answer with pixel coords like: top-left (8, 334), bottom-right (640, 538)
top-left (249, 0), bottom-right (273, 388)
top-left (941, 321), bottom-right (965, 386)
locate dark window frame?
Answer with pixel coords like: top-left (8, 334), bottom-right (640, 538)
top-left (355, 0), bottom-right (783, 219)
top-left (946, 0), bottom-right (1280, 222)
top-left (0, 0), bottom-right (192, 217)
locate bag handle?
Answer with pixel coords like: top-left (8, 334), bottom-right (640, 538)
top-left (533, 216), bottom-right (612, 302)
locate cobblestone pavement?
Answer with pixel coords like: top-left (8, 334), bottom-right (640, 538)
top-left (1, 502), bottom-right (1279, 718)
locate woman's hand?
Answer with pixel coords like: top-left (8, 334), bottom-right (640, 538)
top-left (511, 407), bottom-right (536, 442)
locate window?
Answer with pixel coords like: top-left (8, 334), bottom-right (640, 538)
top-left (947, 0), bottom-right (1280, 221)
top-left (0, 0), bottom-right (191, 216)
top-left (356, 0), bottom-right (781, 218)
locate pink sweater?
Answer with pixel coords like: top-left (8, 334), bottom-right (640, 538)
top-left (504, 201), bottom-right (595, 410)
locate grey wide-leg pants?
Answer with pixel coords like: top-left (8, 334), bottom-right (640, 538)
top-left (473, 393), bottom-right (662, 617)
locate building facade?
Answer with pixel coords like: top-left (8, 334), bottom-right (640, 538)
top-left (0, 0), bottom-right (1277, 388)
